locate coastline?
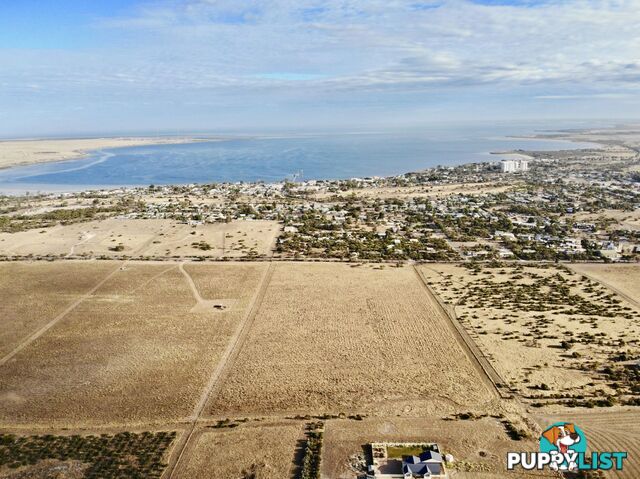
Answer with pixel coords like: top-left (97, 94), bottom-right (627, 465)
top-left (0, 129), bottom-right (620, 196)
top-left (489, 133), bottom-right (609, 160)
top-left (0, 136), bottom-right (215, 171)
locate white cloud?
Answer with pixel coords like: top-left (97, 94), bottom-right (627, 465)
top-left (2, 0), bottom-right (640, 133)
top-left (83, 0), bottom-right (640, 91)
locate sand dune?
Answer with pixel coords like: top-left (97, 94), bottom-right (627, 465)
top-left (0, 137), bottom-right (206, 170)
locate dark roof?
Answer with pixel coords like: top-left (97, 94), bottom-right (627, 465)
top-left (401, 450), bottom-right (444, 477)
top-left (403, 462), bottom-right (442, 476)
top-left (420, 450), bottom-right (443, 462)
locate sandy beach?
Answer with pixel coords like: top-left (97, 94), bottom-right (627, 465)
top-left (0, 137), bottom-right (206, 170)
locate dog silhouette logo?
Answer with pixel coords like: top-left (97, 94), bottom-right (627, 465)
top-left (539, 422), bottom-right (587, 471)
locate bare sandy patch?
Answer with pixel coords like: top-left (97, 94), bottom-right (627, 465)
top-left (568, 263), bottom-right (640, 306)
top-left (420, 263), bottom-right (640, 406)
top-left (0, 137), bottom-right (202, 170)
top-left (0, 218), bottom-right (280, 259)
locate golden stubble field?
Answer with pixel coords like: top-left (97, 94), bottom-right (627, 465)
top-left (207, 262), bottom-right (494, 418)
top-left (0, 218), bottom-right (279, 258)
top-left (0, 261), bottom-right (115, 359)
top-left (177, 420), bottom-right (303, 479)
top-left (0, 261), bottom-right (267, 427)
top-left (419, 263), bottom-right (640, 404)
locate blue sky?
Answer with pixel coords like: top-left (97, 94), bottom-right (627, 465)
top-left (1, 0), bottom-right (639, 137)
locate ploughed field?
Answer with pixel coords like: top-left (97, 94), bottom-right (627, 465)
top-left (534, 409), bottom-right (640, 479)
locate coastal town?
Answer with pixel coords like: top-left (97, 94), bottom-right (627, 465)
top-left (3, 0), bottom-right (640, 476)
top-left (1, 137), bottom-right (638, 264)
top-left (1, 129), bottom-right (639, 479)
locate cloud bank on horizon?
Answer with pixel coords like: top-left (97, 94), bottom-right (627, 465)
top-left (1, 0), bottom-right (639, 136)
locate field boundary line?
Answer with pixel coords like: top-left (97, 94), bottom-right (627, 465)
top-left (0, 262), bottom-right (125, 367)
top-left (412, 265), bottom-right (509, 399)
top-left (566, 265), bottom-right (640, 310)
top-left (130, 264), bottom-right (177, 294)
top-left (164, 262), bottom-right (276, 479)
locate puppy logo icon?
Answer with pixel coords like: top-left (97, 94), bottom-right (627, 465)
top-left (540, 422), bottom-right (586, 471)
top-left (507, 421), bottom-right (627, 472)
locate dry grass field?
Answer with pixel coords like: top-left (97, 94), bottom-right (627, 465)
top-left (0, 218), bottom-right (279, 258)
top-left (143, 220), bottom-right (279, 258)
top-left (0, 219), bottom-right (167, 257)
top-left (5, 258), bottom-right (634, 478)
top-left (534, 408), bottom-right (640, 479)
top-left (321, 416), bottom-right (546, 479)
top-left (420, 263), bottom-right (640, 407)
top-left (0, 261), bottom-right (116, 359)
top-left (568, 263), bottom-right (640, 308)
top-left (207, 262), bottom-right (494, 418)
top-left (0, 261), bottom-right (266, 427)
top-left (176, 421), bottom-right (303, 479)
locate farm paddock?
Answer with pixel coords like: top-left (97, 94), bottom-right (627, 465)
top-left (321, 416), bottom-right (547, 479)
top-left (419, 263), bottom-right (640, 407)
top-left (0, 218), bottom-right (279, 259)
top-left (0, 261), bottom-right (266, 427)
top-left (0, 261), bottom-right (115, 359)
top-left (534, 408), bottom-right (640, 479)
top-left (3, 259), bottom-right (636, 478)
top-left (175, 420), bottom-right (303, 479)
top-left (207, 262), bottom-right (494, 417)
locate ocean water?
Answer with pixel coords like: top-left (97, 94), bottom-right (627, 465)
top-left (0, 128), bottom-right (598, 194)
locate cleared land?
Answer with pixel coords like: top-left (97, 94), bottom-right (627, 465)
top-left (6, 259), bottom-right (631, 478)
top-left (0, 261), bottom-right (115, 359)
top-left (176, 421), bottom-right (302, 479)
top-left (208, 262), bottom-right (494, 417)
top-left (0, 262), bottom-right (266, 427)
top-left (322, 416), bottom-right (546, 479)
top-left (568, 263), bottom-right (640, 308)
top-left (420, 263), bottom-right (640, 407)
top-left (0, 218), bottom-right (279, 258)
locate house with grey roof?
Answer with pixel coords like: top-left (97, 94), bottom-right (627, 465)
top-left (367, 443), bottom-right (448, 479)
top-left (402, 450), bottom-right (444, 478)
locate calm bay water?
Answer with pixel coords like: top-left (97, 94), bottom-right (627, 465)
top-left (0, 128), bottom-right (598, 194)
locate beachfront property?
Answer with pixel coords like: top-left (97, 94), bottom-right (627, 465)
top-left (500, 158), bottom-right (529, 173)
top-left (367, 443), bottom-right (448, 478)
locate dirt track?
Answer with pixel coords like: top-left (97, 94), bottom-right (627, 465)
top-left (164, 262), bottom-right (276, 479)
